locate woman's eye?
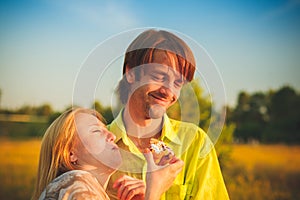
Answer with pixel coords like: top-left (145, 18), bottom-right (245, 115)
top-left (92, 129), bottom-right (102, 134)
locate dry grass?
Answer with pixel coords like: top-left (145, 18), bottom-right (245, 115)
top-left (230, 144), bottom-right (300, 172)
top-left (0, 139), bottom-right (300, 200)
top-left (223, 144), bottom-right (300, 200)
top-left (0, 138), bottom-right (41, 200)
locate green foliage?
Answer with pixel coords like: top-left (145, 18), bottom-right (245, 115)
top-left (0, 121), bottom-right (48, 138)
top-left (35, 104), bottom-right (53, 116)
top-left (48, 112), bottom-right (62, 125)
top-left (168, 78), bottom-right (212, 130)
top-left (215, 123), bottom-right (235, 168)
top-left (229, 92), bottom-right (268, 142)
top-left (92, 101), bottom-right (114, 124)
top-left (0, 104), bottom-right (54, 116)
top-left (168, 79), bottom-right (234, 167)
top-left (262, 86), bottom-right (300, 143)
top-left (0, 104), bottom-right (54, 138)
top-left (228, 86), bottom-right (300, 143)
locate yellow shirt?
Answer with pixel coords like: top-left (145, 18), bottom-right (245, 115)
top-left (107, 111), bottom-right (229, 200)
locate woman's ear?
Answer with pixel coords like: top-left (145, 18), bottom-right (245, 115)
top-left (70, 151), bottom-right (78, 163)
top-left (125, 65), bottom-right (135, 83)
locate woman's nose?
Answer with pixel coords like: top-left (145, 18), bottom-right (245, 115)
top-left (106, 131), bottom-right (116, 142)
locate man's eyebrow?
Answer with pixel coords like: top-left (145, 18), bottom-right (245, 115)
top-left (151, 70), bottom-right (166, 75)
top-left (148, 67), bottom-right (169, 74)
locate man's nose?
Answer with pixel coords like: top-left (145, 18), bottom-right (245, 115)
top-left (161, 81), bottom-right (180, 98)
top-left (160, 84), bottom-right (173, 97)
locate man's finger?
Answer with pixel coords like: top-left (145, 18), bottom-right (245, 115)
top-left (170, 159), bottom-right (184, 175)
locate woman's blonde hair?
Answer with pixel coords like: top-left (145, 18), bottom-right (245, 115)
top-left (32, 107), bottom-right (104, 200)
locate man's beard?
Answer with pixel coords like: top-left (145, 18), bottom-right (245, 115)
top-left (148, 103), bottom-right (166, 119)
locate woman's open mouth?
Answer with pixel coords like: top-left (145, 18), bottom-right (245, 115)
top-left (111, 144), bottom-right (119, 150)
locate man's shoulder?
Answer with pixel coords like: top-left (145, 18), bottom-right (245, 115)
top-left (165, 117), bottom-right (208, 147)
top-left (107, 111), bottom-right (124, 131)
top-left (168, 118), bottom-right (206, 135)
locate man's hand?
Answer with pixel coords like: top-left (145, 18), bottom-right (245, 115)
top-left (143, 149), bottom-right (184, 200)
top-left (113, 175), bottom-right (145, 200)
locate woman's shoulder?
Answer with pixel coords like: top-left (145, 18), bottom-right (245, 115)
top-left (40, 170), bottom-right (109, 200)
top-left (56, 170), bottom-right (94, 180)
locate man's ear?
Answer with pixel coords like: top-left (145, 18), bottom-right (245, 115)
top-left (125, 65), bottom-right (135, 83)
top-left (70, 151), bottom-right (78, 163)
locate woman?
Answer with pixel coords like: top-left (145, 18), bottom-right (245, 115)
top-left (32, 107), bottom-right (183, 200)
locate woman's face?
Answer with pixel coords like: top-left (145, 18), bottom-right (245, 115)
top-left (72, 112), bottom-right (122, 170)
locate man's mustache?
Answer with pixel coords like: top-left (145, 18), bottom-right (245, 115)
top-left (149, 91), bottom-right (175, 102)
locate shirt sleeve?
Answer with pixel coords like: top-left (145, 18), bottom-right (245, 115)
top-left (191, 135), bottom-right (230, 199)
top-left (162, 123), bottom-right (230, 200)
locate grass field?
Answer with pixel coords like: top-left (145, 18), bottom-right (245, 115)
top-left (224, 144), bottom-right (300, 200)
top-left (0, 139), bottom-right (299, 199)
top-left (230, 144), bottom-right (300, 172)
top-left (0, 138), bottom-right (40, 199)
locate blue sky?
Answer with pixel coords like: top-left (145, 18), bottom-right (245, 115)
top-left (0, 0), bottom-right (299, 110)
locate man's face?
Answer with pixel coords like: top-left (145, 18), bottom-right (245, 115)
top-left (127, 51), bottom-right (185, 120)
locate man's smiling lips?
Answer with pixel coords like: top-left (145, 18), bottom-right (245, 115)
top-left (149, 92), bottom-right (173, 106)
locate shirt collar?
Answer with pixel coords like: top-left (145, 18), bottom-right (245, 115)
top-left (108, 109), bottom-right (126, 143)
top-left (161, 114), bottom-right (182, 145)
top-left (109, 109), bottom-right (144, 158)
top-left (109, 109), bottom-right (182, 146)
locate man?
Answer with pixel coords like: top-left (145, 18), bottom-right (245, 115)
top-left (107, 29), bottom-right (229, 199)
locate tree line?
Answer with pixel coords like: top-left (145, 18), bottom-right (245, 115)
top-left (0, 83), bottom-right (299, 144)
top-left (226, 85), bottom-right (300, 144)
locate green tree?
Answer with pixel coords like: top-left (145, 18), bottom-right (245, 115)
top-left (92, 101), bottom-right (114, 124)
top-left (16, 105), bottom-right (34, 115)
top-left (48, 112), bottom-right (62, 125)
top-left (168, 79), bottom-right (235, 166)
top-left (167, 78), bottom-right (212, 130)
top-left (231, 91), bottom-right (269, 142)
top-left (228, 86), bottom-right (300, 144)
top-left (36, 104), bottom-right (53, 116)
top-left (263, 86), bottom-right (300, 143)
top-left (0, 88), bottom-right (2, 109)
